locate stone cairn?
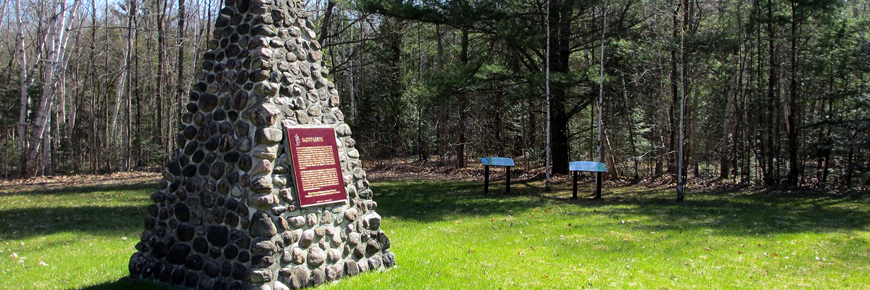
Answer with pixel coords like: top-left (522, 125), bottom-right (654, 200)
top-left (127, 0), bottom-right (395, 289)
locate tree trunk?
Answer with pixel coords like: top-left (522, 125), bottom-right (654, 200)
top-left (27, 0), bottom-right (80, 177)
top-left (157, 0), bottom-right (168, 156)
top-left (786, 3), bottom-right (800, 187)
top-left (436, 24), bottom-right (448, 163)
top-left (456, 29), bottom-right (469, 168)
top-left (720, 53), bottom-right (738, 179)
top-left (547, 0), bottom-right (576, 175)
top-left (177, 0), bottom-right (187, 154)
top-left (15, 0), bottom-right (29, 177)
top-left (669, 5), bottom-right (679, 176)
top-left (764, 0), bottom-right (777, 186)
top-left (318, 0), bottom-right (335, 46)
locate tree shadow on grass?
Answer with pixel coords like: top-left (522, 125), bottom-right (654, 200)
top-left (0, 205), bottom-right (147, 240)
top-left (371, 178), bottom-right (870, 237)
top-left (77, 277), bottom-right (181, 290)
top-left (0, 181), bottom-right (155, 197)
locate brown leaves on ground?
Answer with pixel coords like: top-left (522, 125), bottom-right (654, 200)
top-left (0, 171), bottom-right (160, 194)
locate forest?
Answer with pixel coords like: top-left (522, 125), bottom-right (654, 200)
top-left (0, 0), bottom-right (868, 189)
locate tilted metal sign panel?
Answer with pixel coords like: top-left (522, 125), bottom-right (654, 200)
top-left (481, 157), bottom-right (515, 167)
top-left (569, 161), bottom-right (607, 172)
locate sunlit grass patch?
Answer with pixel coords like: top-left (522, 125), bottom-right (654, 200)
top-left (1, 176), bottom-right (869, 289)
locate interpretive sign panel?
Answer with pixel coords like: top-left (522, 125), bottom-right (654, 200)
top-left (285, 126), bottom-right (347, 207)
top-left (569, 161), bottom-right (607, 172)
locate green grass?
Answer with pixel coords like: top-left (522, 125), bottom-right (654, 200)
top-left (2, 177), bottom-right (869, 289)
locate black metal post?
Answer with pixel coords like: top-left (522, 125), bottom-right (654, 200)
top-left (505, 167), bottom-right (511, 193)
top-left (572, 171), bottom-right (578, 199)
top-left (484, 165), bottom-right (490, 194)
top-left (595, 172), bottom-right (603, 199)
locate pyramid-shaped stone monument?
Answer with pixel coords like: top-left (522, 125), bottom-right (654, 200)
top-left (128, 0), bottom-right (395, 289)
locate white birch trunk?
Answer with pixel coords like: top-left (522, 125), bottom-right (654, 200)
top-left (26, 0), bottom-right (81, 176)
top-left (15, 0), bottom-right (30, 176)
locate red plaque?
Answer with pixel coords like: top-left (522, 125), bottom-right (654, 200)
top-left (285, 126), bottom-right (347, 207)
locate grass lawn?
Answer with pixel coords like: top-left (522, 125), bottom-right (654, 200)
top-left (1, 174), bottom-right (869, 289)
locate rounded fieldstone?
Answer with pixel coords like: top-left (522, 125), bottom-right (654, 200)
top-left (298, 229), bottom-right (314, 248)
top-left (151, 242), bottom-right (167, 258)
top-left (158, 265), bottom-right (173, 282)
top-left (219, 135), bottom-right (235, 153)
top-left (306, 247), bottom-right (326, 268)
top-left (228, 281), bottom-right (243, 290)
top-left (252, 240), bottom-right (278, 255)
top-left (225, 198), bottom-right (238, 211)
top-left (368, 255), bottom-right (383, 270)
top-left (309, 268), bottom-right (325, 287)
top-left (364, 213), bottom-right (381, 230)
top-left (184, 141), bottom-right (198, 156)
top-left (193, 237), bottom-right (209, 253)
top-left (221, 261), bottom-right (232, 278)
top-left (167, 243), bottom-right (191, 264)
top-left (357, 258), bottom-right (369, 273)
top-left (232, 263), bottom-right (248, 280)
top-left (232, 91), bottom-right (248, 111)
top-left (183, 126), bottom-right (197, 140)
top-left (207, 225), bottom-right (229, 247)
top-left (237, 203), bottom-right (250, 217)
top-left (366, 239), bottom-right (381, 254)
top-left (176, 223), bottom-right (195, 241)
top-left (291, 267), bottom-right (309, 289)
top-left (251, 104), bottom-right (279, 127)
top-left (171, 267), bottom-right (186, 284)
top-left (306, 214), bottom-right (317, 227)
top-left (353, 244), bottom-right (365, 259)
top-left (219, 121), bottom-right (233, 135)
top-left (223, 244), bottom-right (239, 260)
top-left (184, 270), bottom-right (199, 288)
top-left (224, 151), bottom-right (241, 164)
top-left (182, 164), bottom-right (197, 177)
top-left (239, 155), bottom-right (253, 171)
top-left (217, 180), bottom-right (231, 196)
top-left (184, 254), bottom-right (204, 270)
top-left (192, 150), bottom-right (205, 163)
top-left (205, 137), bottom-right (220, 151)
top-left (255, 128), bottom-right (283, 145)
top-left (382, 250), bottom-right (396, 267)
top-left (347, 232), bottom-right (360, 246)
top-left (288, 216), bottom-right (305, 229)
top-left (212, 279), bottom-right (227, 290)
top-left (250, 212), bottom-right (278, 238)
top-left (148, 204), bottom-right (160, 217)
top-left (250, 70), bottom-right (270, 82)
top-left (249, 269), bottom-right (272, 284)
top-left (198, 163), bottom-right (211, 177)
top-left (209, 246), bottom-right (223, 259)
top-left (237, 137), bottom-right (252, 152)
top-left (199, 93), bottom-right (219, 112)
top-left (344, 260), bottom-right (359, 276)
top-left (327, 249), bottom-right (340, 263)
top-left (128, 253), bottom-right (147, 275)
top-left (291, 247), bottom-right (306, 264)
top-left (237, 250), bottom-right (250, 263)
top-left (251, 177), bottom-right (273, 193)
top-left (325, 265), bottom-right (343, 281)
top-left (233, 122), bottom-right (250, 139)
top-left (253, 253), bottom-right (275, 267)
top-left (200, 190), bottom-right (216, 207)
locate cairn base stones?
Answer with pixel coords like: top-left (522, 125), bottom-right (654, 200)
top-left (128, 0), bottom-right (395, 289)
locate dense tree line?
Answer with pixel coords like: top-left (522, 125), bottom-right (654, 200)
top-left (0, 0), bottom-right (867, 189)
